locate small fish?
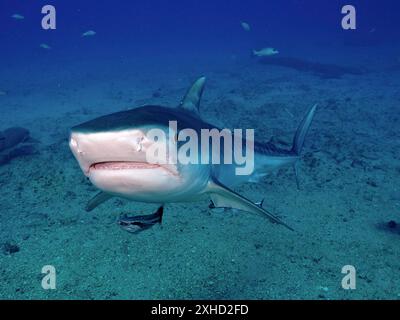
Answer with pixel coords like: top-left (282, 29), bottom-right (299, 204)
top-left (0, 90), bottom-right (7, 96)
top-left (40, 43), bottom-right (51, 50)
top-left (117, 206), bottom-right (164, 233)
top-left (253, 47), bottom-right (279, 57)
top-left (240, 21), bottom-right (251, 31)
top-left (82, 30), bottom-right (96, 37)
top-left (11, 14), bottom-right (24, 20)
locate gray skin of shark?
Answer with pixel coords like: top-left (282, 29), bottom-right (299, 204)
top-left (69, 77), bottom-right (317, 231)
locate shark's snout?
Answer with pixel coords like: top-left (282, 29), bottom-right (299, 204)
top-left (68, 128), bottom-right (190, 202)
top-left (69, 129), bottom-right (150, 175)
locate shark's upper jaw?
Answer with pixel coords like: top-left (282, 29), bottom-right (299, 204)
top-left (69, 129), bottom-right (148, 175)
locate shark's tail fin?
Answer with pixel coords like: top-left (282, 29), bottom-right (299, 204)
top-left (291, 104), bottom-right (317, 188)
top-left (291, 104), bottom-right (317, 156)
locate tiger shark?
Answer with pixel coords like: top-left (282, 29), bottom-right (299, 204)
top-left (69, 77), bottom-right (317, 231)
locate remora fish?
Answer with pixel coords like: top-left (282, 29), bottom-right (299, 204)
top-left (117, 206), bottom-right (163, 233)
top-left (70, 77), bottom-right (317, 231)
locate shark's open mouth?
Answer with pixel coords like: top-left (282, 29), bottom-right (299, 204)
top-left (90, 161), bottom-right (161, 171)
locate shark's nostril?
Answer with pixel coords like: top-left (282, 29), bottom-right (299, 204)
top-left (71, 138), bottom-right (85, 154)
top-left (70, 138), bottom-right (84, 154)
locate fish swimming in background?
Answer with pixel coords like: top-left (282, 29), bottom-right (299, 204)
top-left (253, 47), bottom-right (279, 57)
top-left (117, 206), bottom-right (164, 233)
top-left (0, 127), bottom-right (39, 165)
top-left (11, 14), bottom-right (24, 20)
top-left (240, 21), bottom-right (251, 31)
top-left (0, 127), bottom-right (30, 152)
top-left (40, 43), bottom-right (51, 50)
top-left (0, 90), bottom-right (7, 96)
top-left (69, 77), bottom-right (317, 232)
top-left (82, 30), bottom-right (96, 37)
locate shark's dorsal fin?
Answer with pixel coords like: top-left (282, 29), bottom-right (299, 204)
top-left (179, 76), bottom-right (206, 116)
top-left (207, 178), bottom-right (293, 231)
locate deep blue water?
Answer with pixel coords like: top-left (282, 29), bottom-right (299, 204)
top-left (1, 0), bottom-right (399, 64)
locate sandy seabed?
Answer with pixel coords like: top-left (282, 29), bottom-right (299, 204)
top-left (0, 53), bottom-right (399, 299)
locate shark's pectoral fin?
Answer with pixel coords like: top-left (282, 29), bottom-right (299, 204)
top-left (179, 76), bottom-right (206, 116)
top-left (85, 191), bottom-right (113, 212)
top-left (207, 179), bottom-right (293, 231)
top-left (209, 198), bottom-right (264, 210)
